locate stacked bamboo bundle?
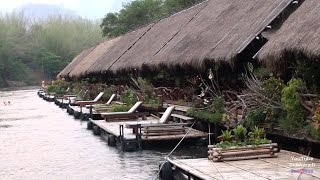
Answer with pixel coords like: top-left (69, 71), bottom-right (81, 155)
top-left (208, 143), bottom-right (278, 162)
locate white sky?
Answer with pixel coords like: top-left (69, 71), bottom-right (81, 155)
top-left (0, 0), bottom-right (133, 19)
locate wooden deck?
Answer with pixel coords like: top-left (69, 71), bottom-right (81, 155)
top-left (168, 150), bottom-right (320, 180)
top-left (90, 119), bottom-right (207, 141)
top-left (90, 119), bottom-right (157, 139)
top-left (163, 103), bottom-right (191, 113)
top-left (71, 106), bottom-right (99, 115)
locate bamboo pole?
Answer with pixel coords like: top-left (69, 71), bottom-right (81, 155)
top-left (208, 143), bottom-right (277, 149)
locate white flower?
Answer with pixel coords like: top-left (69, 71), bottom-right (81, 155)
top-left (208, 69), bottom-right (213, 80)
top-left (198, 91), bottom-right (205, 98)
top-left (203, 98), bottom-right (209, 105)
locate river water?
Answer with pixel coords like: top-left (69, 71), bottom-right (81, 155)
top-left (0, 89), bottom-right (205, 180)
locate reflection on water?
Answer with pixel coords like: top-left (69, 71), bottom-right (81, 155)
top-left (0, 89), bottom-right (206, 180)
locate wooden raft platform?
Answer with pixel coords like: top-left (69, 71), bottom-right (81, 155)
top-left (167, 150), bottom-right (320, 180)
top-left (90, 119), bottom-right (207, 141)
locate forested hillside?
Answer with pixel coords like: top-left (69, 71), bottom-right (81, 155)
top-left (0, 0), bottom-right (204, 87)
top-left (0, 13), bottom-right (102, 87)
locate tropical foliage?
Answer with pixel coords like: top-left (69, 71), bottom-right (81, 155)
top-left (216, 125), bottom-right (270, 149)
top-left (100, 0), bottom-right (204, 37)
top-left (187, 96), bottom-right (225, 123)
top-left (0, 12), bottom-right (102, 87)
top-left (281, 78), bottom-right (306, 132)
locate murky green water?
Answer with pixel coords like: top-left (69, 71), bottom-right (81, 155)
top-left (0, 89), bottom-right (206, 180)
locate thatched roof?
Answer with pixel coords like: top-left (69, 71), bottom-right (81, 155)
top-left (145, 0), bottom-right (293, 69)
top-left (258, 0), bottom-right (320, 67)
top-left (108, 2), bottom-right (208, 73)
top-left (57, 46), bottom-right (95, 78)
top-left (68, 37), bottom-right (121, 77)
top-left (87, 23), bottom-right (155, 74)
top-left (59, 0), bottom-right (294, 78)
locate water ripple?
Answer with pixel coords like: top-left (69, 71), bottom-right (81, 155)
top-left (0, 89), bottom-right (205, 180)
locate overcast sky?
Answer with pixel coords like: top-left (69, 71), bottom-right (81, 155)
top-left (0, 0), bottom-right (133, 19)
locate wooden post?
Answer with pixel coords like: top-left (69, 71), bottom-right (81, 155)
top-left (89, 105), bottom-right (93, 119)
top-left (119, 125), bottom-right (124, 151)
top-left (208, 123), bottom-right (211, 145)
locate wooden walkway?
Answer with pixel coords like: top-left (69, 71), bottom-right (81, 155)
top-left (168, 151), bottom-right (320, 180)
top-left (163, 103), bottom-right (191, 113)
top-left (90, 119), bottom-right (207, 141)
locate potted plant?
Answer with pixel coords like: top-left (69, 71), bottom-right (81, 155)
top-left (208, 125), bottom-right (277, 161)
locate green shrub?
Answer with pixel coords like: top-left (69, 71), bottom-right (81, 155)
top-left (121, 89), bottom-right (138, 105)
top-left (46, 85), bottom-right (59, 93)
top-left (218, 129), bottom-right (233, 142)
top-left (281, 78), bottom-right (306, 132)
top-left (305, 125), bottom-right (320, 140)
top-left (262, 77), bottom-right (285, 102)
top-left (253, 67), bottom-right (273, 79)
top-left (215, 125), bottom-right (270, 149)
top-left (144, 97), bottom-right (161, 106)
top-left (103, 86), bottom-right (116, 100)
top-left (187, 96), bottom-right (225, 123)
top-left (249, 126), bottom-right (266, 140)
top-left (70, 81), bottom-right (85, 94)
top-left (233, 124), bottom-right (247, 142)
top-left (245, 108), bottom-right (266, 128)
top-left (111, 104), bottom-right (130, 112)
top-left (136, 77), bottom-right (154, 97)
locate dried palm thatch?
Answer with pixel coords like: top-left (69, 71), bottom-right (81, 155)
top-left (86, 24), bottom-right (155, 74)
top-left (59, 0), bottom-right (293, 78)
top-left (68, 37), bottom-right (121, 77)
top-left (258, 0), bottom-right (320, 67)
top-left (108, 1), bottom-right (208, 73)
top-left (144, 0), bottom-right (293, 69)
top-left (57, 46), bottom-right (95, 78)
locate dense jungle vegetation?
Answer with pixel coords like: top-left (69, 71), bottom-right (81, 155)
top-left (100, 0), bottom-right (204, 37)
top-left (0, 0), bottom-right (204, 87)
top-left (0, 13), bottom-right (102, 87)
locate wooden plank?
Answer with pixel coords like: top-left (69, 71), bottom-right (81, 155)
top-left (167, 158), bottom-right (220, 180)
top-left (168, 150), bottom-right (320, 180)
top-left (142, 129), bottom-right (207, 141)
top-left (142, 123), bottom-right (188, 127)
top-left (163, 103), bottom-right (191, 112)
top-left (102, 112), bottom-right (149, 120)
top-left (144, 132), bottom-right (186, 136)
top-left (144, 128), bottom-right (185, 131)
top-left (144, 126), bottom-right (185, 131)
top-left (171, 114), bottom-right (194, 120)
top-left (159, 112), bottom-right (194, 120)
top-left (208, 143), bottom-right (277, 149)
